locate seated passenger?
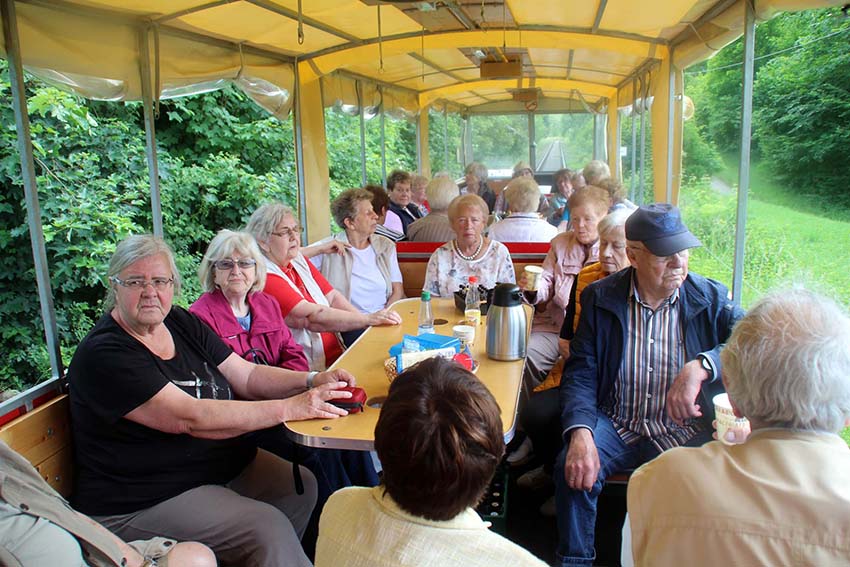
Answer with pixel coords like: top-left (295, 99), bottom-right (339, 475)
top-left (312, 189), bottom-right (405, 344)
top-left (628, 288), bottom-right (850, 565)
top-left (423, 194), bottom-right (515, 297)
top-left (365, 184), bottom-right (405, 242)
top-left (410, 173), bottom-right (430, 216)
top-left (547, 168), bottom-right (575, 227)
top-left (315, 357), bottom-right (548, 567)
top-left (581, 159), bottom-right (610, 186)
top-left (0, 441), bottom-right (214, 567)
top-left (387, 170), bottom-right (422, 236)
top-left (517, 210), bottom-right (633, 513)
top-left (518, 186), bottom-right (610, 397)
top-left (68, 235), bottom-right (360, 567)
top-left (599, 177), bottom-right (637, 212)
top-left (407, 175), bottom-right (458, 242)
top-left (488, 177), bottom-right (558, 243)
top-left (190, 229), bottom-right (379, 552)
top-left (464, 161), bottom-right (496, 213)
top-left (554, 204), bottom-right (744, 565)
top-left (246, 203), bottom-right (401, 370)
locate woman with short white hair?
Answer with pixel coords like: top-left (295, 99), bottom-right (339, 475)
top-left (488, 177), bottom-right (558, 243)
top-left (463, 162), bottom-right (496, 213)
top-left (423, 194), bottom-right (515, 297)
top-left (407, 176), bottom-right (460, 242)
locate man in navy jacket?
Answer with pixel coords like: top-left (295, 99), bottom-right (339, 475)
top-left (553, 204), bottom-right (744, 566)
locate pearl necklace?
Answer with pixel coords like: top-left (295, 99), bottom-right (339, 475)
top-left (453, 236), bottom-right (483, 261)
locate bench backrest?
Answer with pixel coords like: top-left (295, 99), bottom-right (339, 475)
top-left (0, 391), bottom-right (73, 497)
top-left (397, 241), bottom-right (550, 298)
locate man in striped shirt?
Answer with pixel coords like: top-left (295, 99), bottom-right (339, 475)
top-left (553, 204), bottom-right (744, 567)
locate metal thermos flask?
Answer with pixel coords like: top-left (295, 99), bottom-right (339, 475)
top-left (486, 283), bottom-right (527, 361)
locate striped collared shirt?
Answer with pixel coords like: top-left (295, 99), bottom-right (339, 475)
top-left (609, 276), bottom-right (702, 451)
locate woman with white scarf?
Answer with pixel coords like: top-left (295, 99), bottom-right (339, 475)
top-left (246, 203), bottom-right (401, 371)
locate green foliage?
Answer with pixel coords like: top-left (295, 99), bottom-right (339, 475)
top-left (0, 63), bottom-right (299, 390)
top-left (753, 10), bottom-right (850, 209)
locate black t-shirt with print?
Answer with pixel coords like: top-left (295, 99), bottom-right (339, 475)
top-left (69, 307), bottom-right (256, 516)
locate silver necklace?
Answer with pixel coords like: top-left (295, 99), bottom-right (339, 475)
top-left (453, 236), bottom-right (483, 261)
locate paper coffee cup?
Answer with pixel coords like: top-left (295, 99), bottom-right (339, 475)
top-left (713, 393), bottom-right (748, 445)
top-left (453, 324), bottom-right (475, 348)
top-left (523, 265), bottom-right (543, 291)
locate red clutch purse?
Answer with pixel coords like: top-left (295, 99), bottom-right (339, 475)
top-left (328, 385), bottom-right (367, 413)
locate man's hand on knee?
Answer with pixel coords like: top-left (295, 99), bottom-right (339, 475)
top-left (666, 359), bottom-right (709, 425)
top-left (564, 428), bottom-right (600, 492)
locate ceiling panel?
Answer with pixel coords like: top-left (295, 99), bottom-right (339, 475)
top-left (173, 3), bottom-right (347, 54)
top-left (276, 0), bottom-right (422, 39)
top-left (600, 0), bottom-right (696, 38)
top-left (507, 0), bottom-right (597, 29)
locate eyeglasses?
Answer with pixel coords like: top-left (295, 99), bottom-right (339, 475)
top-left (213, 258), bottom-right (257, 271)
top-left (110, 276), bottom-right (174, 290)
top-left (271, 225), bottom-right (301, 240)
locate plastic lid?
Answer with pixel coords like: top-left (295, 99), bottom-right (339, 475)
top-left (421, 290), bottom-right (431, 300)
top-left (468, 276), bottom-right (478, 284)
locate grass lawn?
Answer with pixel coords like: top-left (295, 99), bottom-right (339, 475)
top-left (681, 157), bottom-right (850, 308)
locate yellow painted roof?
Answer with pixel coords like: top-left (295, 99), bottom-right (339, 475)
top-left (1, 0), bottom-right (843, 114)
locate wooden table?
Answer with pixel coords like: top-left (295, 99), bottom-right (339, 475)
top-left (285, 297), bottom-right (531, 450)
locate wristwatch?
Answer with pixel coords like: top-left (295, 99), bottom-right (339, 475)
top-left (697, 354), bottom-right (714, 379)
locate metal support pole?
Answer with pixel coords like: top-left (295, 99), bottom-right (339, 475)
top-left (443, 104), bottom-right (449, 173)
top-left (293, 64), bottom-right (309, 243)
top-left (592, 114), bottom-right (598, 160)
top-left (356, 82), bottom-right (367, 186)
top-left (732, 0), bottom-right (756, 305)
top-left (528, 111), bottom-right (536, 170)
top-left (638, 77), bottom-right (648, 206)
top-left (630, 78), bottom-right (637, 201)
top-left (380, 99), bottom-right (387, 187)
top-left (138, 26), bottom-right (163, 238)
top-left (666, 48), bottom-right (676, 203)
top-left (465, 115), bottom-right (474, 166)
top-left (1, 0), bottom-right (64, 381)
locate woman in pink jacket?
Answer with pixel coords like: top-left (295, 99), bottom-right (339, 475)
top-left (190, 229), bottom-right (378, 554)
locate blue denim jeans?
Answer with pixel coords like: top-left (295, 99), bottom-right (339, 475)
top-left (553, 412), bottom-right (712, 566)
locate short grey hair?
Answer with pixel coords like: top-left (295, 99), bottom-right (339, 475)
top-left (464, 162), bottom-right (488, 181)
top-left (426, 176), bottom-right (460, 212)
top-left (245, 202), bottom-right (297, 251)
top-left (411, 174), bottom-right (429, 191)
top-left (597, 209), bottom-right (632, 238)
top-left (105, 235), bottom-right (181, 310)
top-left (504, 177), bottom-right (540, 213)
top-left (721, 288), bottom-right (850, 432)
top-left (198, 230), bottom-right (267, 294)
top-left (331, 188), bottom-right (373, 229)
top-left (582, 160), bottom-right (610, 185)
top-left (447, 194), bottom-right (489, 224)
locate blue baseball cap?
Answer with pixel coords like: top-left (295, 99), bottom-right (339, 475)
top-left (625, 203), bottom-right (701, 257)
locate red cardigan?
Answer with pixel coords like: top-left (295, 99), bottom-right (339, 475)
top-left (189, 289), bottom-right (309, 371)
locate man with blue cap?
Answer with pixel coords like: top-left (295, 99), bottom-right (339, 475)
top-left (553, 203), bottom-right (745, 566)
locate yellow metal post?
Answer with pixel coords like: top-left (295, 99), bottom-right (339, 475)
top-left (295, 61), bottom-right (332, 241)
top-left (417, 108), bottom-right (431, 177)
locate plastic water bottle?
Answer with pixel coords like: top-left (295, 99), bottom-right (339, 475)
top-left (465, 276), bottom-right (482, 327)
top-left (417, 290), bottom-right (434, 335)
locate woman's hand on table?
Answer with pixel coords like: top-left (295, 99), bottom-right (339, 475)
top-left (315, 368), bottom-right (356, 388)
top-left (286, 382), bottom-right (353, 420)
top-left (366, 308), bottom-right (402, 327)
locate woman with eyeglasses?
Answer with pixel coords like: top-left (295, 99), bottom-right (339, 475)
top-left (190, 230), bottom-right (380, 554)
top-left (67, 234), bottom-right (361, 567)
top-left (311, 188), bottom-right (405, 346)
top-left (246, 203), bottom-right (402, 371)
top-left (190, 229), bottom-right (309, 371)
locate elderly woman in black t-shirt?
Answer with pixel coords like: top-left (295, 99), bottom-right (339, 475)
top-left (68, 234), bottom-right (359, 567)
